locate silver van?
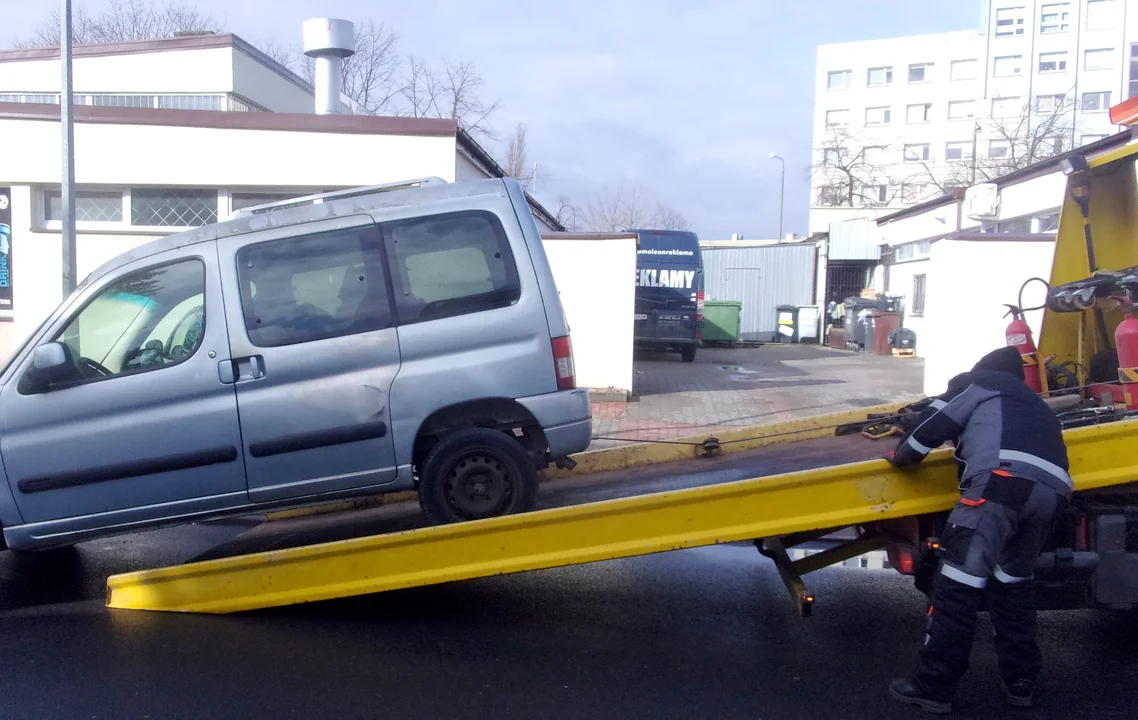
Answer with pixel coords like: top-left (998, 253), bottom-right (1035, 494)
top-left (0, 178), bottom-right (591, 551)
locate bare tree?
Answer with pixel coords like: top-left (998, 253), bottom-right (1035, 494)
top-left (910, 94), bottom-right (1077, 193)
top-left (812, 127), bottom-right (907, 207)
top-left (554, 197), bottom-right (580, 231)
top-left (505, 123), bottom-right (529, 180)
top-left (396, 58), bottom-right (502, 138)
top-left (582, 183), bottom-right (689, 232)
top-left (16, 0), bottom-right (222, 47)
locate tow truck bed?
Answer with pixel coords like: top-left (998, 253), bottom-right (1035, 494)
top-left (105, 418), bottom-right (1138, 614)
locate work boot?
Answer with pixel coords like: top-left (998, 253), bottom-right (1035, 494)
top-left (889, 678), bottom-right (953, 715)
top-left (1004, 680), bottom-right (1034, 708)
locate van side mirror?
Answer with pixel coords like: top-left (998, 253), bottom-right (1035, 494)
top-left (21, 342), bottom-right (80, 393)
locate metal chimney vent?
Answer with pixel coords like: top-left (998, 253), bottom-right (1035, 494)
top-left (302, 18), bottom-right (355, 115)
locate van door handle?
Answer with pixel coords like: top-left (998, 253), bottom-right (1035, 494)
top-left (233, 355), bottom-right (265, 382)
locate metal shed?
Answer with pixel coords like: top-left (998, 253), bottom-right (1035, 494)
top-left (700, 241), bottom-right (818, 342)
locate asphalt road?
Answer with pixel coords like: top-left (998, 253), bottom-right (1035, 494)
top-left (1, 441), bottom-right (1135, 719)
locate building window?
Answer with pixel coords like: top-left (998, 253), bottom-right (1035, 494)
top-left (950, 59), bottom-right (979, 80)
top-left (906, 103), bottom-right (932, 123)
top-left (989, 139), bottom-right (1011, 158)
top-left (1036, 94), bottom-right (1066, 114)
top-left (903, 144), bottom-right (932, 162)
top-left (867, 67), bottom-right (893, 86)
top-left (1038, 52), bottom-right (1068, 73)
top-left (1034, 213), bottom-right (1060, 233)
top-left (908, 63), bottom-right (933, 83)
top-left (948, 100), bottom-right (977, 120)
top-left (865, 106), bottom-right (892, 125)
top-left (1085, 48), bottom-right (1115, 71)
top-left (900, 184), bottom-right (933, 204)
top-left (992, 96), bottom-right (1023, 117)
top-left (945, 141), bottom-right (973, 161)
top-left (1131, 45), bottom-right (1138, 99)
top-left (912, 274), bottom-right (927, 315)
top-left (993, 55), bottom-right (1024, 77)
top-left (827, 70), bottom-right (852, 89)
top-left (1040, 3), bottom-right (1071, 33)
top-left (44, 189), bottom-right (124, 222)
top-left (1086, 0), bottom-right (1119, 31)
top-left (861, 183), bottom-right (889, 206)
top-left (995, 6), bottom-right (1026, 36)
top-left (825, 109), bottom-right (851, 127)
top-left (131, 188), bottom-right (218, 227)
top-left (1082, 91), bottom-right (1113, 112)
top-left (1080, 134), bottom-right (1109, 145)
top-left (818, 186), bottom-right (846, 206)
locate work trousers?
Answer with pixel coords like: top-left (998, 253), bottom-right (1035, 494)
top-left (913, 472), bottom-right (1065, 702)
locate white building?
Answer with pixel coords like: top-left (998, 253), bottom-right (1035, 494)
top-left (0, 32), bottom-right (606, 376)
top-left (871, 129), bottom-right (1135, 395)
top-left (810, 0), bottom-right (1136, 234)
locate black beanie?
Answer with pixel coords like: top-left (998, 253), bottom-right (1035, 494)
top-left (972, 346), bottom-right (1026, 381)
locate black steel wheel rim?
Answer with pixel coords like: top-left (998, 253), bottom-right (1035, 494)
top-left (443, 451), bottom-right (514, 519)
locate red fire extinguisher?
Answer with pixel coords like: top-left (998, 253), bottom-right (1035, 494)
top-left (1117, 312), bottom-right (1138, 410)
top-left (1004, 304), bottom-right (1042, 394)
top-left (1003, 278), bottom-right (1050, 395)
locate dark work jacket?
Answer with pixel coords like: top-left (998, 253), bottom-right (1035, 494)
top-left (892, 348), bottom-right (1072, 498)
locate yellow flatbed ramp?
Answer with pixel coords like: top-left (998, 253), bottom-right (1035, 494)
top-left (106, 418), bottom-right (1138, 614)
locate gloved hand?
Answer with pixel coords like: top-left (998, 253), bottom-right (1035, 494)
top-left (882, 450), bottom-right (900, 467)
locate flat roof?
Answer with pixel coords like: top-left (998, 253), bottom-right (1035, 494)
top-left (0, 33), bottom-right (314, 97)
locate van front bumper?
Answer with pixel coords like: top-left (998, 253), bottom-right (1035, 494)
top-left (517, 388), bottom-right (593, 459)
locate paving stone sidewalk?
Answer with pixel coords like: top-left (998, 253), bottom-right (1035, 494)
top-left (588, 344), bottom-right (925, 450)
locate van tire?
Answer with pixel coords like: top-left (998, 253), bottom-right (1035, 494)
top-left (681, 345), bottom-right (697, 363)
top-left (418, 428), bottom-right (538, 525)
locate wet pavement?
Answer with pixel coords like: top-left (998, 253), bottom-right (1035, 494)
top-left (1, 440), bottom-right (1135, 719)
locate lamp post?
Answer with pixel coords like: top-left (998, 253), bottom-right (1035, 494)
top-left (61, 0), bottom-right (77, 295)
top-left (769, 152), bottom-right (785, 241)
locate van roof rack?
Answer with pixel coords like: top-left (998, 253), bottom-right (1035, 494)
top-left (230, 177), bottom-right (448, 218)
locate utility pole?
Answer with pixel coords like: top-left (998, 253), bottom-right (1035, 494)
top-left (61, 0), bottom-right (77, 295)
top-left (769, 153), bottom-right (785, 241)
top-left (532, 163), bottom-right (537, 196)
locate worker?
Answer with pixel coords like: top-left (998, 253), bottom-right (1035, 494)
top-left (883, 346), bottom-right (1071, 714)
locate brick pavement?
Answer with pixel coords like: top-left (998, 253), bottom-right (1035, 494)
top-left (588, 344), bottom-right (924, 449)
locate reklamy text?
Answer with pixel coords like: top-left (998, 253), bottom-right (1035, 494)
top-left (635, 268), bottom-right (695, 289)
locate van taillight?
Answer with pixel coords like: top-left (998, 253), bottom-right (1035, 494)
top-left (552, 336), bottom-right (576, 390)
top-left (696, 291), bottom-right (705, 340)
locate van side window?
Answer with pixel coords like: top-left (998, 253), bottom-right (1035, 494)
top-left (52, 259), bottom-right (206, 383)
top-left (384, 210), bottom-right (520, 323)
top-left (237, 224), bottom-right (392, 347)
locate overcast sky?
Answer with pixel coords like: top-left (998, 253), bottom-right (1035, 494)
top-left (6, 1), bottom-right (980, 239)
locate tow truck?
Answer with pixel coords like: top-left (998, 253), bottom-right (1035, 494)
top-left (106, 134), bottom-right (1138, 617)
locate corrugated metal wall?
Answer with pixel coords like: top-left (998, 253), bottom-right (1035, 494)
top-left (828, 218), bottom-right (881, 261)
top-left (701, 244), bottom-right (817, 341)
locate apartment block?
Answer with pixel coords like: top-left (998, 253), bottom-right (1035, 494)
top-left (810, 0), bottom-right (1137, 233)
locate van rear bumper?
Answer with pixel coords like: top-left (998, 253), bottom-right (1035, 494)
top-left (517, 388), bottom-right (593, 458)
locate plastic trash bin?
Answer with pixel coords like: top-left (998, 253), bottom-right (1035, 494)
top-left (701, 301), bottom-right (742, 346)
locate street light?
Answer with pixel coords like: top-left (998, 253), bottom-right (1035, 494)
top-left (769, 152), bottom-right (785, 241)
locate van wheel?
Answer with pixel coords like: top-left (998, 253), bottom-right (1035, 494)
top-left (418, 428), bottom-right (538, 524)
top-left (681, 345), bottom-right (697, 363)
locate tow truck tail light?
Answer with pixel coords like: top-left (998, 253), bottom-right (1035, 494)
top-left (552, 336), bottom-right (575, 390)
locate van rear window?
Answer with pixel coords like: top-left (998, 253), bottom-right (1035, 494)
top-left (384, 210), bottom-right (520, 323)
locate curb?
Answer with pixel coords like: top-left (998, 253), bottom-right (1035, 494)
top-left (266, 401), bottom-right (907, 522)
